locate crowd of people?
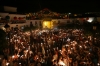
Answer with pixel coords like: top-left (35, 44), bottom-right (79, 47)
top-left (1, 28), bottom-right (100, 66)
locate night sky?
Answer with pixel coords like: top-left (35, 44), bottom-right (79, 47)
top-left (0, 0), bottom-right (100, 13)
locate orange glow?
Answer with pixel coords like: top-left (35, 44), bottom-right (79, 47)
top-left (43, 21), bottom-right (53, 29)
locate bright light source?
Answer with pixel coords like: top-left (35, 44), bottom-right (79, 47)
top-left (69, 13), bottom-right (71, 14)
top-left (43, 21), bottom-right (53, 29)
top-left (97, 63), bottom-right (100, 66)
top-left (87, 17), bottom-right (94, 23)
top-left (12, 56), bottom-right (14, 58)
top-left (58, 61), bottom-right (65, 65)
top-left (6, 63), bottom-right (9, 66)
top-left (19, 63), bottom-right (21, 65)
top-left (44, 22), bottom-right (47, 26)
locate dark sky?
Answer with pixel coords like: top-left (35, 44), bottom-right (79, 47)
top-left (0, 0), bottom-right (100, 13)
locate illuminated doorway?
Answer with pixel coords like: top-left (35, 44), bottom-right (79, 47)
top-left (43, 21), bottom-right (53, 29)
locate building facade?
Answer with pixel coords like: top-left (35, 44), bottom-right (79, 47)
top-left (0, 9), bottom-right (100, 30)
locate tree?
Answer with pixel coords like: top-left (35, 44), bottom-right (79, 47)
top-left (0, 29), bottom-right (8, 55)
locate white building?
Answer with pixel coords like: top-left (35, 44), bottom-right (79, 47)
top-left (0, 9), bottom-right (99, 30)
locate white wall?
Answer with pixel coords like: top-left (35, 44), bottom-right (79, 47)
top-left (1, 13), bottom-right (100, 30)
top-left (0, 13), bottom-right (26, 21)
top-left (0, 20), bottom-right (42, 29)
top-left (26, 20), bottom-right (42, 26)
top-left (9, 14), bottom-right (26, 20)
top-left (0, 13), bottom-right (9, 18)
top-left (58, 19), bottom-right (71, 24)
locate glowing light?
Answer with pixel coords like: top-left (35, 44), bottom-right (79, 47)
top-left (66, 44), bottom-right (69, 46)
top-left (79, 46), bottom-right (82, 48)
top-left (44, 22), bottom-right (47, 26)
top-left (87, 17), bottom-right (94, 22)
top-left (74, 14), bottom-right (77, 16)
top-left (19, 63), bottom-right (21, 65)
top-left (97, 63), bottom-right (100, 66)
top-left (71, 48), bottom-right (73, 50)
top-left (67, 38), bottom-right (70, 41)
top-left (2, 27), bottom-right (6, 31)
top-left (43, 21), bottom-right (53, 29)
top-left (58, 61), bottom-right (65, 65)
top-left (6, 63), bottom-right (9, 66)
top-left (68, 13), bottom-right (71, 14)
top-left (12, 56), bottom-right (14, 58)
